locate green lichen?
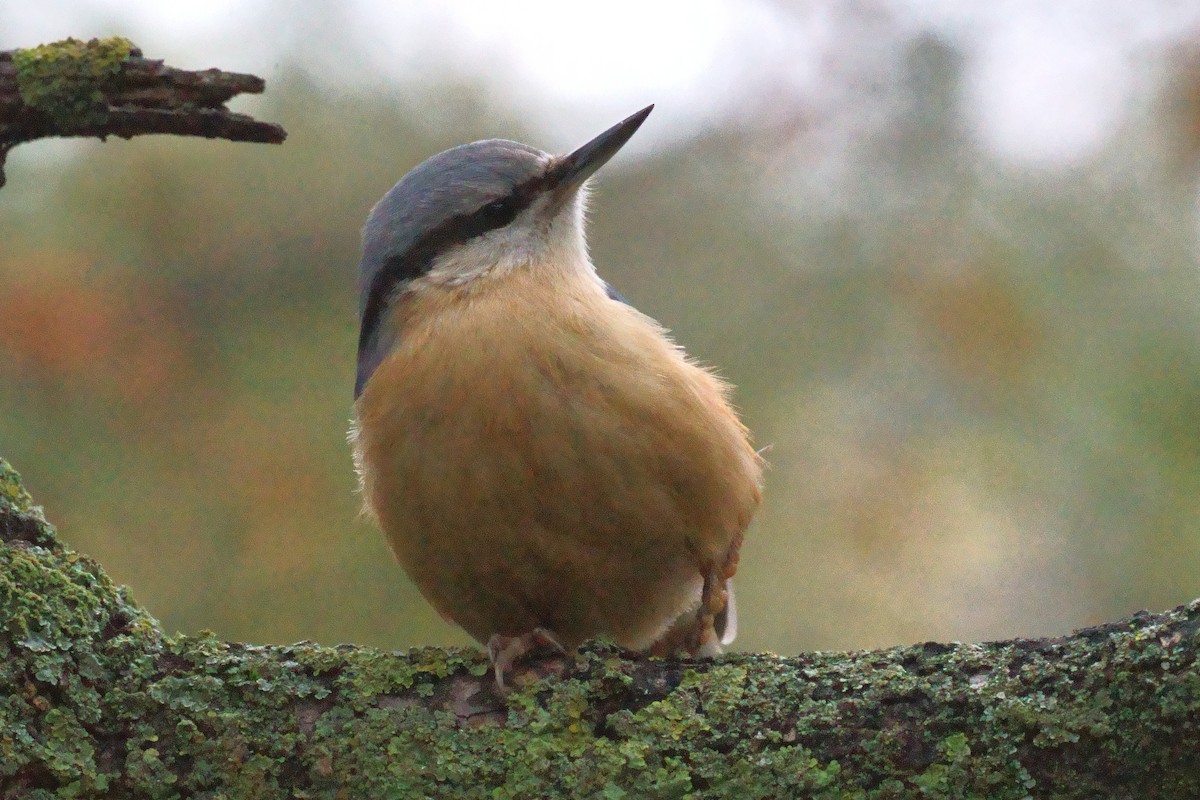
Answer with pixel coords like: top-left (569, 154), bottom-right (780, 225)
top-left (1, 455), bottom-right (1198, 797)
top-left (329, 643), bottom-right (489, 706)
top-left (12, 37), bottom-right (135, 130)
top-left (0, 459), bottom-right (35, 512)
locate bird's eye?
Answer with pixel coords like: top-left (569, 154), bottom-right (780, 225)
top-left (479, 197), bottom-right (518, 228)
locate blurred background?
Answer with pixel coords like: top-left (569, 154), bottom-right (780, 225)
top-left (3, 1), bottom-right (1200, 655)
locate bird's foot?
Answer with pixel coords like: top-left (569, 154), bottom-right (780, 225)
top-left (487, 627), bottom-right (566, 691)
top-left (648, 559), bottom-right (738, 658)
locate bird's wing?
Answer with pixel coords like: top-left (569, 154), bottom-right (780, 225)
top-left (604, 281), bottom-right (630, 306)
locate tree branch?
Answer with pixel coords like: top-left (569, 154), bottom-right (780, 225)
top-left (0, 457), bottom-right (1197, 798)
top-left (0, 37), bottom-right (285, 188)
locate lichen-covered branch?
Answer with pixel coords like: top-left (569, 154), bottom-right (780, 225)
top-left (1, 457), bottom-right (1197, 799)
top-left (0, 37), bottom-right (286, 188)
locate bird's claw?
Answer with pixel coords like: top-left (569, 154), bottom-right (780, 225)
top-left (487, 627), bottom-right (565, 691)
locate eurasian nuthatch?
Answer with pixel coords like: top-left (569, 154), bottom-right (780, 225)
top-left (350, 106), bottom-right (762, 684)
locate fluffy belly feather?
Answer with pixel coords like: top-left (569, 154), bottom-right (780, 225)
top-left (352, 275), bottom-right (761, 649)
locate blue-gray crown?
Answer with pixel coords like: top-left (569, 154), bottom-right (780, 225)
top-left (359, 139), bottom-right (548, 316)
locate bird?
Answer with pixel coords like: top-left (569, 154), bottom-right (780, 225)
top-left (349, 105), bottom-right (763, 686)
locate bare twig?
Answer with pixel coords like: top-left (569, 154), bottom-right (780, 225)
top-left (0, 37), bottom-right (286, 188)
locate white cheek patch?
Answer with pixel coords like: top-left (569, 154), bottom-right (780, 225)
top-left (424, 228), bottom-right (529, 286)
top-left (420, 195), bottom-right (595, 289)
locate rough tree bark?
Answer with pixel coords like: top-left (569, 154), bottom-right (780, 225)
top-left (1, 456), bottom-right (1198, 799)
top-left (0, 37), bottom-right (285, 188)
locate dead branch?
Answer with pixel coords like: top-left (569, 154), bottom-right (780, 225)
top-left (0, 37), bottom-right (285, 188)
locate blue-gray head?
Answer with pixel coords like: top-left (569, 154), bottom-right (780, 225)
top-left (354, 105), bottom-right (653, 398)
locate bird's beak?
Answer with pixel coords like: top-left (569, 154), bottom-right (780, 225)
top-left (548, 104), bottom-right (653, 201)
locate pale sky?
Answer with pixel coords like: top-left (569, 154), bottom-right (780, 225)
top-left (4, 0), bottom-right (1200, 165)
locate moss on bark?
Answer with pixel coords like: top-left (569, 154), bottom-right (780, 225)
top-left (11, 37), bottom-right (134, 130)
top-left (1, 457), bottom-right (1198, 798)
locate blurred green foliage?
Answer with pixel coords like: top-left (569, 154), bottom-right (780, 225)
top-left (2, 31), bottom-right (1200, 656)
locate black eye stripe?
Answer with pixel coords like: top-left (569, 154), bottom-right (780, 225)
top-left (462, 194), bottom-right (521, 238)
